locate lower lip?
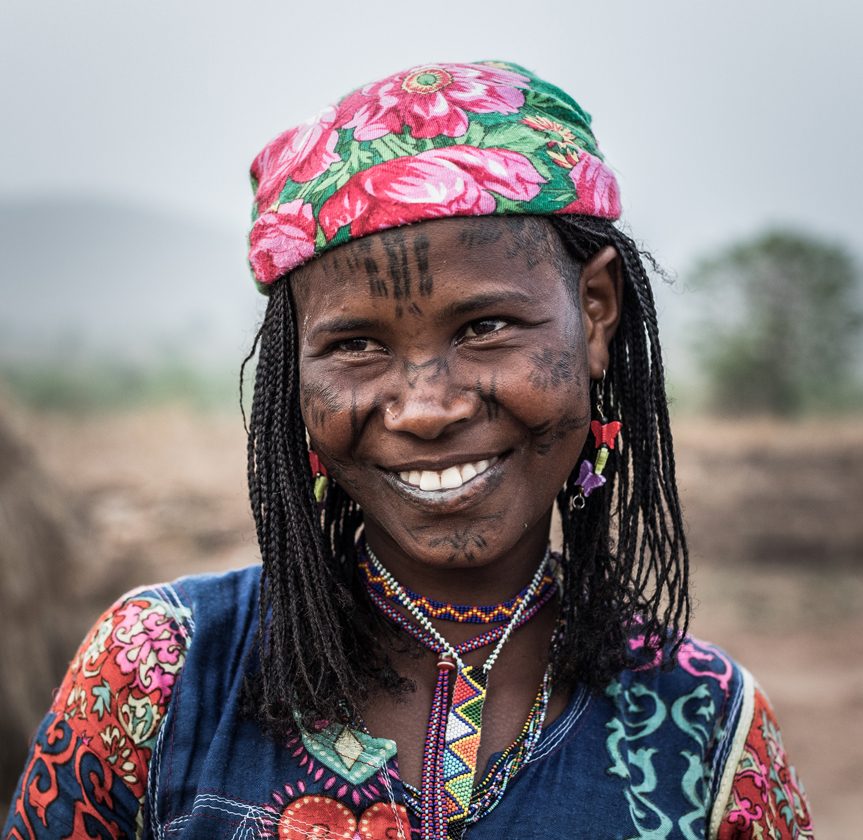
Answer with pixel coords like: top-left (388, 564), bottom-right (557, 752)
top-left (379, 456), bottom-right (507, 512)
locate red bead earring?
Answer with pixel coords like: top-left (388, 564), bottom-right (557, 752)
top-left (308, 450), bottom-right (329, 503)
top-left (571, 371), bottom-right (622, 510)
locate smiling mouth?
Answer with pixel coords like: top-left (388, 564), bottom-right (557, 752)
top-left (395, 456), bottom-right (500, 492)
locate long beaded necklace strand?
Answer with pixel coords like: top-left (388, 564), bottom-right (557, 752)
top-left (362, 544), bottom-right (553, 840)
top-left (402, 665), bottom-right (553, 827)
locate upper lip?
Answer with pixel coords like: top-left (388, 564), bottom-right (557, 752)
top-left (380, 452), bottom-right (506, 472)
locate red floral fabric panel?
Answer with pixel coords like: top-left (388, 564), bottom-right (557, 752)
top-left (4, 594), bottom-right (190, 839)
top-left (717, 686), bottom-right (814, 839)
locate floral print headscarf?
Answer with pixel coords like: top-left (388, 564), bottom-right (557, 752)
top-left (248, 60), bottom-right (621, 290)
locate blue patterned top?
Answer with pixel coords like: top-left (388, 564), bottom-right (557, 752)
top-left (4, 565), bottom-right (812, 839)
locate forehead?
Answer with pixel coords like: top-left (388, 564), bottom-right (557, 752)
top-left (290, 216), bottom-right (572, 314)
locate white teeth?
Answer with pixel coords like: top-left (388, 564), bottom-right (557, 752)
top-left (397, 456), bottom-right (499, 491)
top-left (440, 467), bottom-right (463, 489)
top-left (419, 471), bottom-right (442, 491)
top-left (459, 463), bottom-right (477, 482)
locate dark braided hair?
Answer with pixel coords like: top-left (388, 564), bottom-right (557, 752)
top-left (241, 214), bottom-right (690, 738)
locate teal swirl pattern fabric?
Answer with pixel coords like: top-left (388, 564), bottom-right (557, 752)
top-left (4, 566), bottom-right (813, 839)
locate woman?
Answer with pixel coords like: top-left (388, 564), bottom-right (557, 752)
top-left (4, 61), bottom-right (813, 839)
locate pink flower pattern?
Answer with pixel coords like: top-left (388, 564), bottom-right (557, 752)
top-left (627, 630), bottom-right (733, 693)
top-left (319, 146), bottom-right (545, 240)
top-left (112, 600), bottom-right (187, 698)
top-left (560, 151), bottom-right (621, 218)
top-left (251, 106), bottom-right (341, 211)
top-left (245, 60), bottom-right (623, 287)
top-left (339, 63), bottom-right (530, 141)
top-left (249, 200), bottom-right (317, 285)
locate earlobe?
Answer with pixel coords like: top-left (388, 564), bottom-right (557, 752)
top-left (580, 245), bottom-right (623, 380)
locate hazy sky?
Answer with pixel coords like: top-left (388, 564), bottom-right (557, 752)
top-left (2, 0), bottom-right (861, 368)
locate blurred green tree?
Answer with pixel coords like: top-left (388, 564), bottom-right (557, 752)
top-left (689, 229), bottom-right (863, 415)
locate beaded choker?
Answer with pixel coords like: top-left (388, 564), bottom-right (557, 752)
top-left (359, 556), bottom-right (557, 625)
top-left (360, 543), bottom-right (555, 840)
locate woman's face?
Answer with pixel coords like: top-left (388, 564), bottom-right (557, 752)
top-left (293, 216), bottom-right (619, 572)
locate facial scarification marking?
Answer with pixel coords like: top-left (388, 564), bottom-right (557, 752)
top-left (412, 234), bottom-right (434, 296)
top-left (410, 514), bottom-right (503, 563)
top-left (404, 357), bottom-right (448, 389)
top-left (527, 347), bottom-right (583, 391)
top-left (457, 218), bottom-right (506, 248)
top-left (382, 231), bottom-right (413, 318)
top-left (343, 248), bottom-right (363, 276)
top-left (528, 410), bottom-right (590, 455)
top-left (350, 390), bottom-right (360, 442)
top-left (504, 217), bottom-right (555, 270)
top-left (475, 376), bottom-right (501, 420)
top-left (325, 251), bottom-right (340, 279)
top-left (301, 381), bottom-right (344, 430)
top-left (364, 256), bottom-right (388, 298)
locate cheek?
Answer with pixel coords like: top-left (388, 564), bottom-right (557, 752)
top-left (300, 378), bottom-right (347, 434)
top-left (299, 371), bottom-right (379, 467)
top-left (496, 344), bottom-right (592, 458)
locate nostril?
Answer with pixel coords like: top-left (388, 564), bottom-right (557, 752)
top-left (382, 395), bottom-right (475, 440)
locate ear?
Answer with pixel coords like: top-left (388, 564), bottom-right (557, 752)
top-left (580, 245), bottom-right (623, 380)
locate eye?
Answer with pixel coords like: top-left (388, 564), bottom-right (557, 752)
top-left (462, 318), bottom-right (508, 340)
top-left (334, 337), bottom-right (385, 354)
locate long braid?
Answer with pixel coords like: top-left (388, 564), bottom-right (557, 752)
top-left (550, 215), bottom-right (690, 685)
top-left (243, 281), bottom-right (366, 731)
top-left (242, 214), bottom-right (691, 734)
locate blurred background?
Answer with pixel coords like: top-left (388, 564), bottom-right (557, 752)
top-left (1, 1), bottom-right (861, 834)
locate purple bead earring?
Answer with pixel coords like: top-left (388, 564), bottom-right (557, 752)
top-left (571, 372), bottom-right (622, 510)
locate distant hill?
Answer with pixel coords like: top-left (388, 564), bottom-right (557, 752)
top-left (0, 196), bottom-right (263, 367)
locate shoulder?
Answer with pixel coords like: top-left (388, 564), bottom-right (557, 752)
top-left (3, 566), bottom-right (262, 838)
top-left (609, 636), bottom-right (814, 839)
top-left (605, 635), bottom-right (753, 816)
top-left (614, 632), bottom-right (748, 712)
top-left (167, 562), bottom-right (262, 627)
top-left (711, 682), bottom-right (814, 839)
top-left (54, 565), bottom-right (261, 765)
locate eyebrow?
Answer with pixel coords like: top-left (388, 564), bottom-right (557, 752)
top-left (442, 290), bottom-right (536, 319)
top-left (308, 316), bottom-right (383, 340)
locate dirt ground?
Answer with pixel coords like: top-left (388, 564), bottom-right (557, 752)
top-left (3, 406), bottom-right (861, 836)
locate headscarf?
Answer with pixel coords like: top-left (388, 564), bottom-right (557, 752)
top-left (248, 60), bottom-right (621, 291)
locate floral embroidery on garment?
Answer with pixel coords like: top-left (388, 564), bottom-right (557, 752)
top-left (5, 592), bottom-right (191, 839)
top-left (717, 687), bottom-right (814, 839)
top-left (272, 796), bottom-right (411, 840)
top-left (259, 731), bottom-right (408, 839)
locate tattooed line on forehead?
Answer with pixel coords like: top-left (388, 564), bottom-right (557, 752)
top-left (413, 234), bottom-right (434, 297)
top-left (457, 217), bottom-right (507, 248)
top-left (382, 231), bottom-right (413, 318)
top-left (457, 216), bottom-right (569, 275)
top-left (364, 254), bottom-right (388, 298)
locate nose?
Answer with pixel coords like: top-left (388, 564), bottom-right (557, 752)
top-left (384, 359), bottom-right (477, 439)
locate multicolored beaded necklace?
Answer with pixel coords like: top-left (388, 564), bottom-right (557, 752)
top-left (359, 543), bottom-right (557, 840)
